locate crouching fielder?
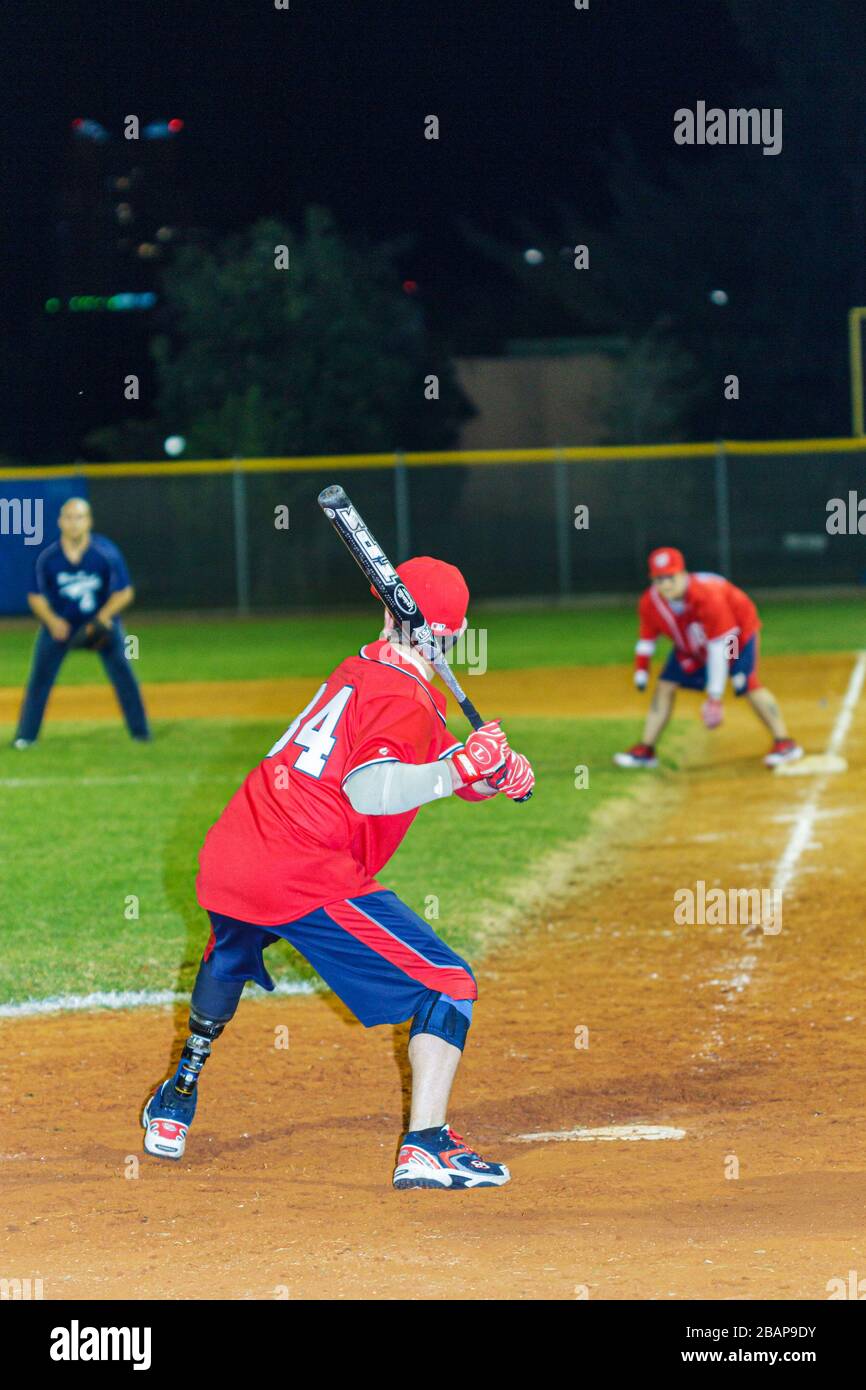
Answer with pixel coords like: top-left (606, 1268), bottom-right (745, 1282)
top-left (614, 547), bottom-right (803, 770)
top-left (141, 557), bottom-right (534, 1189)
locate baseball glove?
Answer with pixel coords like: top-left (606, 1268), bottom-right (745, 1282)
top-left (67, 618), bottom-right (112, 651)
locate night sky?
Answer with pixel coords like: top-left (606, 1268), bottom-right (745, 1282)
top-left (2, 1), bottom-right (861, 456)
top-left (11, 2), bottom-right (756, 234)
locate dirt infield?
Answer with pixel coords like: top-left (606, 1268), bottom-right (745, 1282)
top-left (4, 666), bottom-right (622, 724)
top-left (2, 654), bottom-right (865, 1300)
top-left (0, 651), bottom-right (855, 723)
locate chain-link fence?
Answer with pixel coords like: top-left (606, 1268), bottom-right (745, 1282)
top-left (2, 441), bottom-right (865, 614)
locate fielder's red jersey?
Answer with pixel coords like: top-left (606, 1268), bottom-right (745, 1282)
top-left (196, 640), bottom-right (464, 925)
top-left (636, 572), bottom-right (760, 671)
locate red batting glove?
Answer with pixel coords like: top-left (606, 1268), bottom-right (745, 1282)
top-left (493, 750), bottom-right (535, 800)
top-left (450, 720), bottom-right (509, 787)
top-left (701, 697), bottom-right (724, 729)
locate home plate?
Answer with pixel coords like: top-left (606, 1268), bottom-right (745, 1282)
top-left (514, 1124), bottom-right (686, 1142)
top-left (774, 753), bottom-right (847, 777)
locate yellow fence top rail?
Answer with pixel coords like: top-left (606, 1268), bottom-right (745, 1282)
top-left (0, 436), bottom-right (863, 481)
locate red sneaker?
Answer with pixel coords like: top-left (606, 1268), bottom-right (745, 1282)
top-left (764, 738), bottom-right (804, 768)
top-left (613, 743), bottom-right (658, 769)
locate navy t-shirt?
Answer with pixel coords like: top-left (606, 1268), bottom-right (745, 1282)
top-left (33, 534), bottom-right (132, 628)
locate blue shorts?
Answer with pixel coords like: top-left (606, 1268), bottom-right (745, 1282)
top-left (203, 890), bottom-right (477, 1028)
top-left (660, 634), bottom-right (759, 696)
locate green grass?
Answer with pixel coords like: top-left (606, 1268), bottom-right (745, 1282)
top-left (0, 593), bottom-right (858, 1007)
top-left (0, 715), bottom-right (689, 1007)
top-left (0, 596), bottom-right (862, 688)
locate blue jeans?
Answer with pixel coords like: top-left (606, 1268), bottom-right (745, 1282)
top-left (15, 621), bottom-right (150, 742)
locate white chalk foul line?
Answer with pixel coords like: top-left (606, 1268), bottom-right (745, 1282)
top-left (697, 651), bottom-right (866, 1054)
top-left (772, 650), bottom-right (866, 902)
top-left (0, 774), bottom-right (230, 789)
top-left (0, 979), bottom-right (317, 1019)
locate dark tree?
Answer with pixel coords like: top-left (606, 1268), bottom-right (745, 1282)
top-left (88, 209), bottom-right (473, 460)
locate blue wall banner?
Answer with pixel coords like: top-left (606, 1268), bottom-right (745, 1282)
top-left (0, 477), bottom-right (88, 615)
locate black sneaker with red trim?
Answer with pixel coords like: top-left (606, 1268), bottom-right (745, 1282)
top-left (393, 1125), bottom-right (511, 1189)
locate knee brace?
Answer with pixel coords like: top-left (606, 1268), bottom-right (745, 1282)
top-left (410, 991), bottom-right (474, 1051)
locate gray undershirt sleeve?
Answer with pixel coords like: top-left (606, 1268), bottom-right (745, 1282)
top-left (344, 759), bottom-right (454, 816)
top-left (705, 636), bottom-right (730, 700)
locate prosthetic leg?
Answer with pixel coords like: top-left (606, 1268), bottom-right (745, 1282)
top-left (142, 958), bottom-right (244, 1161)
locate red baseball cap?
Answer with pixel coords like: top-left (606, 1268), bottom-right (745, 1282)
top-left (372, 555), bottom-right (469, 633)
top-left (648, 546), bottom-right (686, 577)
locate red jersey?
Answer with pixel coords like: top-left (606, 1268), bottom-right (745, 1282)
top-left (196, 641), bottom-right (464, 925)
top-left (636, 572), bottom-right (760, 672)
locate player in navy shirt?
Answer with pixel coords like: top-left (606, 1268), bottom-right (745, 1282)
top-left (13, 497), bottom-right (151, 746)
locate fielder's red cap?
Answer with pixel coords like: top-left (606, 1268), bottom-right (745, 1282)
top-left (648, 546), bottom-right (686, 577)
top-left (373, 556), bottom-right (469, 633)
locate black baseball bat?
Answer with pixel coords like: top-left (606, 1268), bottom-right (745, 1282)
top-left (317, 484), bottom-right (532, 802)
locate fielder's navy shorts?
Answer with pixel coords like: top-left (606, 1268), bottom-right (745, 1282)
top-left (660, 633), bottom-right (759, 696)
top-left (203, 890), bottom-right (477, 1028)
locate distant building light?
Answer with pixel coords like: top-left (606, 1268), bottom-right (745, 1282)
top-left (106, 291), bottom-right (157, 310)
top-left (163, 435), bottom-right (186, 457)
top-left (137, 242), bottom-right (159, 259)
top-left (523, 248), bottom-right (544, 266)
top-left (116, 202), bottom-right (133, 224)
top-left (144, 119), bottom-right (184, 140)
top-left (115, 176), bottom-right (131, 190)
top-left (71, 117), bottom-right (109, 143)
top-left (44, 292), bottom-right (157, 313)
top-left (402, 279), bottom-right (418, 294)
top-left (155, 225), bottom-right (175, 242)
top-left (709, 288), bottom-right (729, 307)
